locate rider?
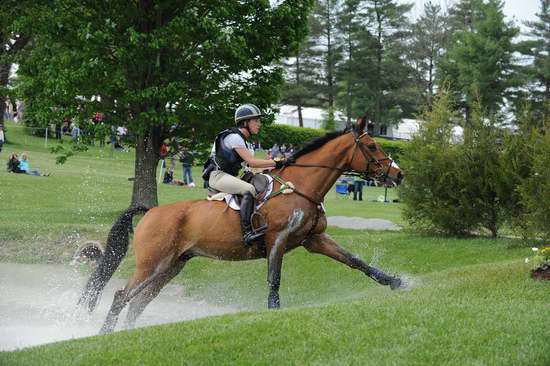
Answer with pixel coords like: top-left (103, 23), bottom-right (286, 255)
top-left (203, 104), bottom-right (292, 246)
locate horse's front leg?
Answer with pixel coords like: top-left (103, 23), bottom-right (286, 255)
top-left (304, 232), bottom-right (402, 289)
top-left (266, 210), bottom-right (305, 309)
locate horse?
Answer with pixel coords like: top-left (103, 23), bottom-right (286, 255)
top-left (78, 117), bottom-right (404, 334)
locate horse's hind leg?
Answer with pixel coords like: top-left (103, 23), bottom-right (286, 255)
top-left (99, 257), bottom-right (173, 334)
top-left (123, 255), bottom-right (192, 329)
top-left (304, 233), bottom-right (402, 289)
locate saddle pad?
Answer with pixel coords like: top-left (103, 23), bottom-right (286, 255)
top-left (209, 175), bottom-right (274, 211)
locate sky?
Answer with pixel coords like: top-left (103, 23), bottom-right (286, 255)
top-left (404, 0), bottom-right (540, 31)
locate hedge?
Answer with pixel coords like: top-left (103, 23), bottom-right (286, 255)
top-left (256, 123), bottom-right (408, 162)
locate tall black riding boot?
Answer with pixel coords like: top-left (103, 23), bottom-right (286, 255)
top-left (240, 192), bottom-right (266, 246)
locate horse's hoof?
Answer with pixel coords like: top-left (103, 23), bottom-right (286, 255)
top-left (390, 277), bottom-right (402, 290)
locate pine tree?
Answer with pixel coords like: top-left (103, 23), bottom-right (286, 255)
top-left (408, 1), bottom-right (449, 110)
top-left (517, 0), bottom-right (550, 123)
top-left (309, 0), bottom-right (343, 109)
top-left (362, 0), bottom-right (413, 126)
top-left (438, 0), bottom-right (519, 123)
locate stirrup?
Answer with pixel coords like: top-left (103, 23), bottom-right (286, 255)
top-left (243, 230), bottom-right (265, 246)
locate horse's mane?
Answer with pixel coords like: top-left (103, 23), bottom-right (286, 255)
top-left (291, 127), bottom-right (349, 160)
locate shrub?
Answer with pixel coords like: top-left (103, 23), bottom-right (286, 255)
top-left (256, 123), bottom-right (325, 149)
top-left (517, 124), bottom-right (550, 241)
top-left (400, 90), bottom-right (480, 235)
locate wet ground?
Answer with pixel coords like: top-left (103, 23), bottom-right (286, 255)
top-left (0, 263), bottom-right (240, 351)
top-left (1, 217), bottom-right (401, 351)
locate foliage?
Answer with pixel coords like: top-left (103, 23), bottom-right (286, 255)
top-left (257, 123), bottom-right (325, 148)
top-left (13, 0), bottom-right (314, 207)
top-left (516, 0), bottom-right (550, 123)
top-left (400, 89), bottom-right (480, 235)
top-left (528, 246), bottom-right (550, 269)
top-left (438, 0), bottom-right (519, 120)
top-left (406, 1), bottom-right (450, 110)
top-left (376, 137), bottom-right (407, 161)
top-left (517, 123), bottom-right (550, 241)
top-left (457, 105), bottom-right (514, 237)
top-left (321, 106), bottom-right (337, 130)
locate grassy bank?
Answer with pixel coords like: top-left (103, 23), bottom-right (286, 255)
top-left (2, 121), bottom-right (547, 365)
top-left (2, 258), bottom-right (548, 365)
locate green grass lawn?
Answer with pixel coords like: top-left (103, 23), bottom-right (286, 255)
top-left (1, 121), bottom-right (548, 365)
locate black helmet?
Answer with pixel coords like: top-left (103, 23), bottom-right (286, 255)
top-left (234, 104), bottom-right (264, 125)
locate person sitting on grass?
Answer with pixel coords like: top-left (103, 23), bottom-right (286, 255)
top-left (18, 152), bottom-right (50, 176)
top-left (162, 167), bottom-right (185, 186)
top-left (7, 152), bottom-right (26, 173)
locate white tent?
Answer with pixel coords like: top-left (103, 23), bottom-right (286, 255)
top-left (273, 105), bottom-right (346, 130)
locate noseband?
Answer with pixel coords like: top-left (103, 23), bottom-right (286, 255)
top-left (349, 129), bottom-right (393, 182)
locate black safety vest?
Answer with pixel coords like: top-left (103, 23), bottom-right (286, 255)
top-left (213, 128), bottom-right (250, 176)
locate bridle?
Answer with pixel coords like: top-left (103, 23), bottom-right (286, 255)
top-left (285, 128), bottom-right (394, 182)
top-left (349, 129), bottom-right (393, 182)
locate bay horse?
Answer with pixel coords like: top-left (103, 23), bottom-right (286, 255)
top-left (78, 117), bottom-right (404, 334)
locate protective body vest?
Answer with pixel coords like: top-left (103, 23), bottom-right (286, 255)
top-left (213, 128), bottom-right (250, 177)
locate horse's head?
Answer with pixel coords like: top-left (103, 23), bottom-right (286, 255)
top-left (346, 117), bottom-right (403, 187)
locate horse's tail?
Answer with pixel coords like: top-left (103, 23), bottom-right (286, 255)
top-left (77, 205), bottom-right (150, 312)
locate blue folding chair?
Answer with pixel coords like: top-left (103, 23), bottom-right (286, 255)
top-left (335, 183), bottom-right (351, 199)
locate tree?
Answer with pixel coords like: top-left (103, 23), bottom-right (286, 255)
top-left (335, 0), bottom-right (370, 123)
top-left (0, 1), bottom-right (31, 132)
top-left (438, 0), bottom-right (519, 123)
top-left (407, 1), bottom-right (449, 110)
top-left (363, 0), bottom-right (412, 126)
top-left (517, 0), bottom-right (550, 123)
top-left (14, 0), bottom-right (313, 207)
top-left (279, 25), bottom-right (320, 127)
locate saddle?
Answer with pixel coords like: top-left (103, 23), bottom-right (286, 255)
top-left (207, 172), bottom-right (273, 209)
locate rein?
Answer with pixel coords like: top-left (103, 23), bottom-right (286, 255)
top-left (259, 129), bottom-right (394, 245)
top-left (284, 130), bottom-right (394, 181)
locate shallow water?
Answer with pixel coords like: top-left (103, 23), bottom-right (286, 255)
top-left (0, 263), bottom-right (240, 351)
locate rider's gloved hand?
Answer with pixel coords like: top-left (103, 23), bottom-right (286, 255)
top-left (274, 157), bottom-right (295, 169)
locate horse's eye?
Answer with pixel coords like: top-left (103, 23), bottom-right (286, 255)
top-left (367, 144), bottom-right (377, 151)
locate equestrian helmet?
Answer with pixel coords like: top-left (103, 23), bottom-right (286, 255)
top-left (234, 104), bottom-right (264, 124)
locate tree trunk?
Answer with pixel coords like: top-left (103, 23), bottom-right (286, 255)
top-left (0, 61), bottom-right (10, 131)
top-left (130, 126), bottom-right (161, 208)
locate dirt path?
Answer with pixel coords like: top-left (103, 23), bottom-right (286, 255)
top-left (327, 216), bottom-right (401, 230)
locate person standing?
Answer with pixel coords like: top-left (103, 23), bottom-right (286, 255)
top-left (353, 175), bottom-right (365, 201)
top-left (0, 128), bottom-right (4, 153)
top-left (202, 104), bottom-right (293, 246)
top-left (177, 146), bottom-right (195, 186)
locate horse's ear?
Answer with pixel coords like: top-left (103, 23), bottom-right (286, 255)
top-left (355, 116), bottom-right (367, 134)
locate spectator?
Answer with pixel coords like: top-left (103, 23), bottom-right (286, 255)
top-left (55, 121), bottom-right (63, 139)
top-left (0, 128), bottom-right (4, 153)
top-left (271, 143), bottom-right (280, 159)
top-left (162, 167), bottom-right (186, 186)
top-left (177, 146), bottom-right (195, 186)
top-left (353, 175), bottom-right (366, 201)
top-left (160, 144), bottom-right (169, 168)
top-left (6, 152), bottom-right (25, 173)
top-left (18, 152), bottom-right (50, 176)
top-left (95, 121), bottom-right (109, 148)
top-left (71, 123), bottom-right (81, 141)
top-left (163, 167), bottom-right (174, 183)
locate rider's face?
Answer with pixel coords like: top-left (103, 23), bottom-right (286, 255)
top-left (248, 118), bottom-right (262, 135)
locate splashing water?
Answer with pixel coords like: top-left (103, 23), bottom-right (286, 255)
top-left (0, 263), bottom-right (241, 351)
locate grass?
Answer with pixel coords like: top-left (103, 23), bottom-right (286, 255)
top-left (1, 120), bottom-right (548, 365)
top-left (0, 120), bottom-right (402, 262)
